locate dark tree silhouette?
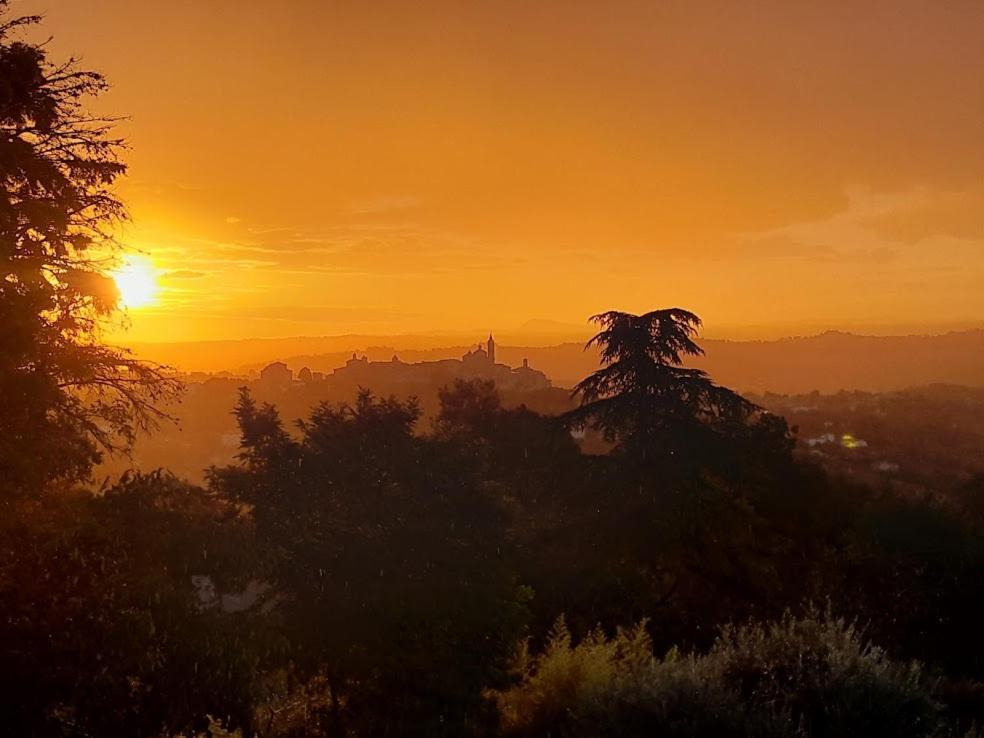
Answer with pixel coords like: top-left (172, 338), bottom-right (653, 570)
top-left (434, 378), bottom-right (502, 439)
top-left (0, 3), bottom-right (178, 494)
top-left (568, 309), bottom-right (782, 464)
top-left (0, 471), bottom-right (265, 737)
top-left (209, 388), bottom-right (529, 737)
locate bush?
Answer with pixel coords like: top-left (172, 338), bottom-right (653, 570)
top-left (492, 612), bottom-right (945, 737)
top-left (711, 611), bottom-right (941, 737)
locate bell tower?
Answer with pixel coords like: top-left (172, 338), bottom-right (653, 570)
top-left (487, 332), bottom-right (496, 364)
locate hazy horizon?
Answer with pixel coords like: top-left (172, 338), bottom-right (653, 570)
top-left (118, 323), bottom-right (984, 396)
top-left (120, 316), bottom-right (984, 347)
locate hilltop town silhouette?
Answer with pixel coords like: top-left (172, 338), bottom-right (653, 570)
top-left (257, 333), bottom-right (551, 394)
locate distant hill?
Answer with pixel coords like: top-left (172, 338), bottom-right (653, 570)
top-left (124, 329), bottom-right (593, 374)
top-left (242, 344), bottom-right (599, 388)
top-left (131, 330), bottom-right (984, 395)
top-left (124, 334), bottom-right (477, 373)
top-left (697, 330), bottom-right (984, 394)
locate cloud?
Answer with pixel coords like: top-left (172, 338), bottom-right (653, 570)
top-left (723, 236), bottom-right (838, 262)
top-left (731, 236), bottom-right (897, 265)
top-left (862, 190), bottom-right (984, 243)
top-left (162, 269), bottom-right (209, 280)
top-left (156, 223), bottom-right (510, 278)
top-left (726, 188), bottom-right (914, 265)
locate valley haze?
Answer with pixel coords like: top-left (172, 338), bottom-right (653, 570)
top-left (131, 328), bottom-right (984, 394)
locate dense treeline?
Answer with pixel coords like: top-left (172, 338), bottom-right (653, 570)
top-left (3, 3), bottom-right (984, 735)
top-left (0, 370), bottom-right (984, 736)
top-left (5, 368), bottom-right (984, 735)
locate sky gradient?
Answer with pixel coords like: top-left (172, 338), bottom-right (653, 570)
top-left (23, 0), bottom-right (984, 341)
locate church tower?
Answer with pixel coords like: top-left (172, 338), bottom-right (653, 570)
top-left (487, 332), bottom-right (496, 364)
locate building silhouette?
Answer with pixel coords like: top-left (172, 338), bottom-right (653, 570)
top-left (258, 361), bottom-right (292, 390)
top-left (257, 333), bottom-right (550, 394)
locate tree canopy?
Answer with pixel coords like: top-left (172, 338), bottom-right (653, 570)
top-left (0, 1), bottom-right (178, 494)
top-left (569, 309), bottom-right (791, 467)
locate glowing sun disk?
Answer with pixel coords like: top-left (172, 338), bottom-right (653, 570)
top-left (113, 257), bottom-right (159, 309)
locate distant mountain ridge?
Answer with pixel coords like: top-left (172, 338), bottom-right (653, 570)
top-left (697, 329), bottom-right (984, 394)
top-left (132, 329), bottom-right (984, 395)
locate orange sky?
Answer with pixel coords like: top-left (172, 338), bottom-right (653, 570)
top-left (22, 0), bottom-right (984, 342)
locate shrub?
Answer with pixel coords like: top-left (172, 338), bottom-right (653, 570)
top-left (710, 611), bottom-right (941, 737)
top-left (492, 612), bottom-right (945, 737)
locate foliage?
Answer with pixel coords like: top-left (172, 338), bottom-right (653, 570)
top-left (569, 309), bottom-right (792, 469)
top-left (492, 612), bottom-right (944, 738)
top-left (165, 715), bottom-right (243, 738)
top-left (435, 377), bottom-right (503, 438)
top-left (4, 368), bottom-right (984, 734)
top-left (0, 1), bottom-right (179, 496)
top-left (208, 388), bottom-right (531, 737)
top-left (832, 489), bottom-right (984, 690)
top-left (0, 472), bottom-right (265, 737)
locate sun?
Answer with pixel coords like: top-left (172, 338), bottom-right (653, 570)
top-left (112, 255), bottom-right (159, 309)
